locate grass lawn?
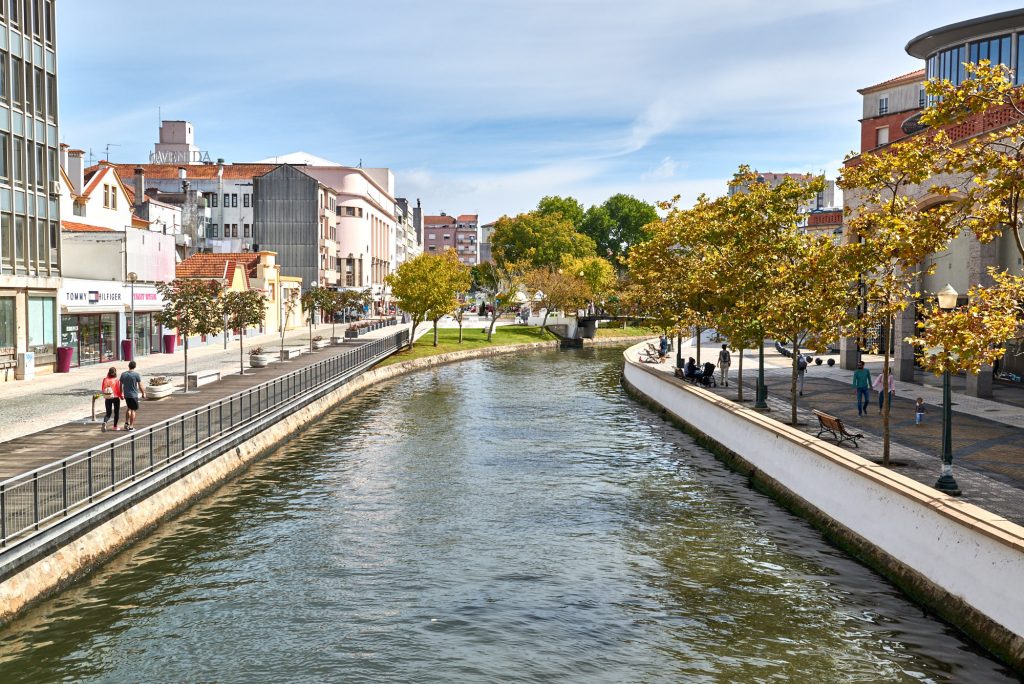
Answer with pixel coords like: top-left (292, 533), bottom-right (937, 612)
top-left (378, 324), bottom-right (559, 366)
top-left (594, 325), bottom-right (661, 338)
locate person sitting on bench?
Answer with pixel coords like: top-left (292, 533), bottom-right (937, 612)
top-left (684, 357), bottom-right (699, 381)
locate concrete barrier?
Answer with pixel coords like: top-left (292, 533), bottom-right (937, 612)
top-left (622, 344), bottom-right (1024, 672)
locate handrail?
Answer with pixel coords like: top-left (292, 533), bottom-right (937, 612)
top-left (0, 329), bottom-right (409, 548)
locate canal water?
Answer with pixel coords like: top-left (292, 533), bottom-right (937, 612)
top-left (0, 347), bottom-right (1016, 683)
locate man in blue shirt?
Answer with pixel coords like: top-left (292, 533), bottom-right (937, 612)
top-left (851, 361), bottom-right (872, 416)
top-left (119, 361), bottom-right (146, 431)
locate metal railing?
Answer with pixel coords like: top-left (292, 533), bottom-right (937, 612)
top-left (0, 329), bottom-right (409, 548)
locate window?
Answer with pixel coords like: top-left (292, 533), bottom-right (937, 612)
top-left (876, 126), bottom-right (889, 147)
top-left (0, 132), bottom-right (8, 180)
top-left (878, 96), bottom-right (888, 115)
top-left (103, 184), bottom-right (110, 208)
top-left (43, 0), bottom-right (52, 45)
top-left (243, 193), bottom-right (250, 208)
top-left (428, 233), bottom-right (436, 240)
top-left (231, 224), bottom-right (238, 237)
top-left (28, 295), bottom-right (55, 354)
top-left (11, 57), bottom-right (23, 105)
top-left (345, 206), bottom-right (355, 216)
top-left (33, 67), bottom-right (43, 116)
top-left (210, 224), bottom-right (218, 238)
top-left (33, 143), bottom-right (42, 189)
top-left (223, 193), bottom-right (229, 206)
top-left (23, 61), bottom-right (32, 113)
top-left (30, 0), bottom-right (39, 36)
top-left (428, 245), bottom-right (436, 251)
top-left (231, 193), bottom-right (237, 208)
top-left (72, 201), bottom-right (85, 217)
top-left (111, 185), bottom-right (117, 209)
top-left (443, 234), bottom-right (451, 240)
top-left (919, 87), bottom-right (926, 109)
top-left (0, 297), bottom-right (14, 352)
top-left (12, 138), bottom-right (23, 183)
top-left (0, 52), bottom-right (7, 103)
top-left (9, 0), bottom-right (17, 25)
top-left (243, 223), bottom-right (251, 237)
top-left (927, 44), bottom-right (966, 86)
top-left (969, 34), bottom-right (1011, 71)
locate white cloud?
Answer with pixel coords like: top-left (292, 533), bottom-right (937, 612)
top-left (642, 157), bottom-right (681, 182)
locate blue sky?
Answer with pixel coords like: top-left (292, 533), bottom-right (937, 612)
top-left (58, 1), bottom-right (1012, 222)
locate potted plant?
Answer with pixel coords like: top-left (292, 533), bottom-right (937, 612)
top-left (249, 345), bottom-right (271, 368)
top-left (311, 335), bottom-right (328, 350)
top-left (147, 375), bottom-right (176, 400)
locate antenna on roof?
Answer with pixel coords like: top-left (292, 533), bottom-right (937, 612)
top-left (104, 143), bottom-right (121, 163)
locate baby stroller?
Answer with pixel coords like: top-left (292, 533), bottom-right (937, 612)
top-left (697, 362), bottom-right (717, 387)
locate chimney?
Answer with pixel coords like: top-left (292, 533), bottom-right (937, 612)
top-left (59, 143), bottom-right (69, 172)
top-left (134, 167), bottom-right (146, 213)
top-left (67, 149), bottom-right (85, 195)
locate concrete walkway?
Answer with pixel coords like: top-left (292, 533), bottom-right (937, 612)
top-left (648, 339), bottom-right (1024, 526)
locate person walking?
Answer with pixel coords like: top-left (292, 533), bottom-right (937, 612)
top-left (852, 361), bottom-right (872, 416)
top-left (915, 397), bottom-right (926, 425)
top-left (718, 344), bottom-right (732, 387)
top-left (873, 369), bottom-right (895, 414)
top-left (119, 361), bottom-right (146, 431)
top-left (797, 354), bottom-right (808, 396)
top-left (100, 367), bottom-right (122, 432)
top-left (658, 335), bottom-right (670, 363)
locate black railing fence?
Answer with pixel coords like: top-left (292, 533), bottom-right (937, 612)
top-left (0, 330), bottom-right (408, 548)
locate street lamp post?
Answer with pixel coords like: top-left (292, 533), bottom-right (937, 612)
top-left (127, 271), bottom-right (138, 361)
top-left (935, 283), bottom-right (962, 497)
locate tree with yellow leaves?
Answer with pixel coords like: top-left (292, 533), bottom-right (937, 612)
top-left (386, 249), bottom-right (471, 348)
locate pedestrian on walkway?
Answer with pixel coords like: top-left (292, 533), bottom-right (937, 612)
top-left (718, 344), bottom-right (731, 387)
top-left (797, 354), bottom-right (808, 396)
top-left (100, 367), bottom-right (122, 432)
top-left (873, 369), bottom-right (895, 414)
top-left (915, 397), bottom-right (926, 425)
top-left (658, 335), bottom-right (669, 363)
top-left (119, 361), bottom-right (146, 431)
top-left (852, 361), bottom-right (872, 416)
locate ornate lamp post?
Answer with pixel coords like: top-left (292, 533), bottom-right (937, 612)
top-left (935, 283), bottom-right (962, 496)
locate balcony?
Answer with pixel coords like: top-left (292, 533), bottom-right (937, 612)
top-left (323, 269), bottom-right (340, 284)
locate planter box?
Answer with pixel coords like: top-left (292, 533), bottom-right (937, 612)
top-left (147, 383), bottom-right (176, 400)
top-left (345, 330), bottom-right (359, 339)
top-left (249, 354), bottom-right (271, 368)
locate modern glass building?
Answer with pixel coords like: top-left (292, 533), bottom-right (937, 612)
top-left (0, 0), bottom-right (60, 380)
top-left (907, 8), bottom-right (1024, 86)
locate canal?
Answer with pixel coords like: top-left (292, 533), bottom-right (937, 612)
top-left (0, 347), bottom-right (1016, 682)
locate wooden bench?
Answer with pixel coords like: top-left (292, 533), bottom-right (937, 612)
top-left (0, 358), bottom-right (15, 382)
top-left (280, 346), bottom-right (304, 360)
top-left (186, 369), bottom-right (222, 390)
top-left (813, 410), bottom-right (863, 448)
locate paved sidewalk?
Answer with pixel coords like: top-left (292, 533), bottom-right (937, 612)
top-left (643, 339), bottom-right (1024, 526)
top-left (0, 322), bottom-right (359, 443)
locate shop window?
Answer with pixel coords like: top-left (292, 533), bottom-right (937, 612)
top-left (27, 295), bottom-right (54, 354)
top-left (0, 296), bottom-right (14, 353)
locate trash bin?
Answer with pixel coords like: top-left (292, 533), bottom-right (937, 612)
top-left (121, 339), bottom-right (133, 362)
top-left (56, 346), bottom-right (73, 373)
top-left (163, 334), bottom-right (176, 354)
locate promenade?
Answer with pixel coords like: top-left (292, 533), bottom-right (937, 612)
top-left (660, 340), bottom-right (1024, 526)
top-left (0, 323), bottom-right (405, 483)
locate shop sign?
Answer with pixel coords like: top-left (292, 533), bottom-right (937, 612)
top-left (61, 283), bottom-right (124, 307)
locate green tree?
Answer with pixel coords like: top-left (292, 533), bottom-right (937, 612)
top-left (301, 285), bottom-right (336, 348)
top-left (335, 289), bottom-right (372, 322)
top-left (523, 266), bottom-right (592, 330)
top-left (155, 279), bottom-right (224, 393)
top-left (474, 261), bottom-right (521, 341)
top-left (536, 195), bottom-right (585, 228)
top-left (582, 194), bottom-right (659, 261)
top-left (387, 250), bottom-right (471, 348)
top-left (427, 250), bottom-right (472, 346)
top-left (491, 211), bottom-right (596, 268)
top-left (221, 289), bottom-right (267, 376)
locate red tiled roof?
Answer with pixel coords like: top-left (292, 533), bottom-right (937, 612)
top-left (176, 252), bottom-right (260, 281)
top-left (97, 163), bottom-right (279, 181)
top-left (61, 220), bottom-right (115, 232)
top-left (456, 214), bottom-right (478, 222)
top-left (424, 215), bottom-right (456, 226)
top-left (859, 69), bottom-right (926, 94)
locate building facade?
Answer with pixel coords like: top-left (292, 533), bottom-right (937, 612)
top-left (857, 70), bottom-right (926, 153)
top-left (0, 0), bottom-right (61, 380)
top-left (842, 9), bottom-right (1024, 395)
top-left (423, 212), bottom-right (480, 264)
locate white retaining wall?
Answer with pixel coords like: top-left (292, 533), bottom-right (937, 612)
top-left (623, 350), bottom-right (1024, 648)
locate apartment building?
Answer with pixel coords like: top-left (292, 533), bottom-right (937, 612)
top-left (423, 212), bottom-right (479, 265)
top-left (857, 70), bottom-right (926, 153)
top-left (0, 0), bottom-right (61, 380)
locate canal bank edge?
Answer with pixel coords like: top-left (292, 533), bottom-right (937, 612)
top-left (620, 343), bottom-right (1024, 674)
top-left (0, 335), bottom-right (640, 626)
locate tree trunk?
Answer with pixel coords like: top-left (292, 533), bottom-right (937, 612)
top-left (408, 317), bottom-right (421, 350)
top-left (696, 326), bottom-right (702, 365)
top-left (737, 348), bottom-right (744, 402)
top-left (541, 310), bottom-right (550, 330)
top-left (675, 333), bottom-right (682, 368)
top-left (882, 314), bottom-right (893, 467)
top-left (239, 331), bottom-right (244, 376)
top-left (790, 333), bottom-right (799, 426)
top-left (458, 318), bottom-right (464, 343)
top-left (487, 305), bottom-right (499, 341)
top-left (183, 337), bottom-right (190, 394)
top-left (433, 319), bottom-right (439, 346)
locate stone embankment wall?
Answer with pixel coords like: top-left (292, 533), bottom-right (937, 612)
top-left (622, 347), bottom-right (1024, 672)
top-left (0, 335), bottom-right (639, 624)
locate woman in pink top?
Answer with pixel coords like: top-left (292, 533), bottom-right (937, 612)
top-left (873, 369), bottom-right (895, 414)
top-left (100, 366), bottom-right (122, 432)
